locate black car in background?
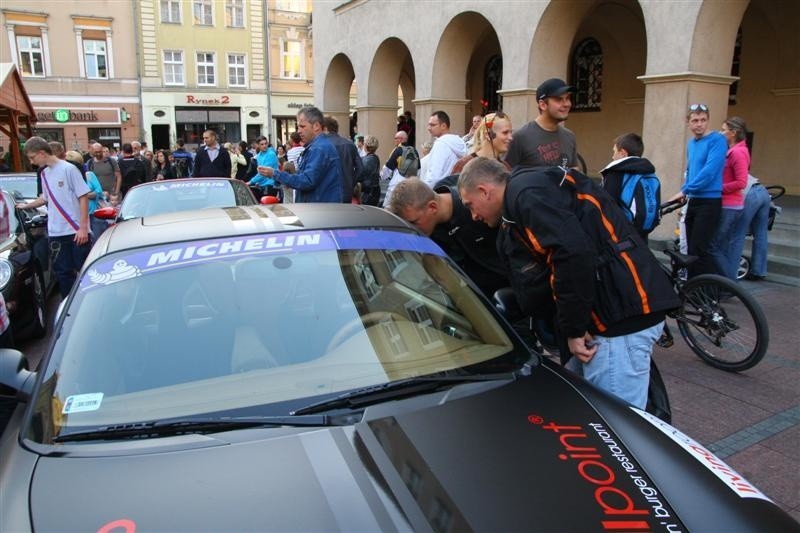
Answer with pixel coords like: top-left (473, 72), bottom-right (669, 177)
top-left (0, 189), bottom-right (51, 340)
top-left (0, 204), bottom-right (797, 532)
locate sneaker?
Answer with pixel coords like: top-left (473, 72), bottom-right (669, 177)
top-left (656, 330), bottom-right (674, 348)
top-left (745, 273), bottom-right (766, 281)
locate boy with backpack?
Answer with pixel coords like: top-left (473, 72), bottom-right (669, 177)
top-left (381, 130), bottom-right (420, 207)
top-left (600, 133), bottom-right (661, 243)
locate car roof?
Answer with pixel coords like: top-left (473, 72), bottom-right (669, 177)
top-left (85, 203), bottom-right (414, 266)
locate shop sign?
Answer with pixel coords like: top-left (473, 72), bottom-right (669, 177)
top-left (185, 95), bottom-right (232, 105)
top-left (35, 107), bottom-right (121, 125)
top-left (287, 102), bottom-right (314, 109)
top-left (37, 109), bottom-right (99, 122)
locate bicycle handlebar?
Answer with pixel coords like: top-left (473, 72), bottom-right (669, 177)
top-left (659, 199), bottom-right (685, 216)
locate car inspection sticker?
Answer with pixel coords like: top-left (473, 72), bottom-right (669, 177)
top-left (633, 408), bottom-right (769, 501)
top-left (62, 393), bottom-right (104, 414)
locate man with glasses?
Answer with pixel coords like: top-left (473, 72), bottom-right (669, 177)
top-left (668, 103), bottom-right (726, 277)
top-left (421, 110), bottom-right (467, 186)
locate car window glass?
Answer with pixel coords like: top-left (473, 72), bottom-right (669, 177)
top-left (27, 230), bottom-right (519, 441)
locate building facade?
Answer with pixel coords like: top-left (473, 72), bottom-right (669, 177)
top-left (312, 0), bottom-right (800, 214)
top-left (1, 1), bottom-right (141, 151)
top-left (137, 0), bottom-right (271, 150)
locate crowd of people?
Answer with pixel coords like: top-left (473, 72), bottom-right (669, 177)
top-left (1, 86), bottom-right (773, 413)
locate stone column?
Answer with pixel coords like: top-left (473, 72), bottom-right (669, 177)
top-left (497, 88), bottom-right (538, 125)
top-left (638, 72), bottom-right (737, 240)
top-left (356, 105), bottom-right (399, 164)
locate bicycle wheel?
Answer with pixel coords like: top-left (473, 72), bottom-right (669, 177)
top-left (676, 274), bottom-right (769, 371)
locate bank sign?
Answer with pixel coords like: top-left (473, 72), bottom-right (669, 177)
top-left (35, 107), bottom-right (123, 125)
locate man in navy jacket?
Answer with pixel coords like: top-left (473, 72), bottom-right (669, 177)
top-left (192, 130), bottom-right (231, 178)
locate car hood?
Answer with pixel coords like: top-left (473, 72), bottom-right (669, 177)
top-left (25, 365), bottom-right (795, 532)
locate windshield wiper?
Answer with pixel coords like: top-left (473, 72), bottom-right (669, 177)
top-left (53, 414), bottom-right (332, 443)
top-left (291, 370), bottom-right (519, 416)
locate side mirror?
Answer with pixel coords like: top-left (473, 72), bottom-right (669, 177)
top-left (493, 287), bottom-right (524, 322)
top-left (93, 206), bottom-right (118, 220)
top-left (260, 195), bottom-right (280, 205)
top-left (0, 349), bottom-right (36, 402)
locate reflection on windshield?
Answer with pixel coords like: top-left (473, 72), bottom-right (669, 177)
top-left (119, 180), bottom-right (238, 219)
top-left (28, 231), bottom-right (519, 442)
top-left (0, 176), bottom-right (38, 200)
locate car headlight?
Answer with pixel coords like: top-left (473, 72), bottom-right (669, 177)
top-left (0, 258), bottom-right (12, 290)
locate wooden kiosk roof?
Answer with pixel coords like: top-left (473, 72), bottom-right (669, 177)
top-left (0, 63), bottom-right (36, 171)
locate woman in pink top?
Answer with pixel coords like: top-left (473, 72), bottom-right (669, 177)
top-left (711, 116), bottom-right (750, 279)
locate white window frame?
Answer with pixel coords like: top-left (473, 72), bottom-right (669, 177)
top-left (163, 49), bottom-right (185, 86)
top-left (160, 0), bottom-right (182, 24)
top-left (16, 35), bottom-right (46, 78)
top-left (227, 53), bottom-right (246, 87)
top-left (279, 38), bottom-right (304, 79)
top-left (225, 0), bottom-right (245, 28)
top-left (196, 51), bottom-right (216, 86)
top-left (82, 39), bottom-right (108, 79)
top-left (193, 0), bottom-right (214, 26)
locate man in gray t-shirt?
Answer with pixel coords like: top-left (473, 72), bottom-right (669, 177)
top-left (505, 78), bottom-right (578, 170)
top-left (87, 142), bottom-right (121, 194)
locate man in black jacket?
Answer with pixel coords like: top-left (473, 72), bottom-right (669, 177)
top-left (458, 157), bottom-right (679, 409)
top-left (192, 130), bottom-right (231, 178)
top-left (323, 116), bottom-right (362, 202)
top-left (387, 176), bottom-right (508, 299)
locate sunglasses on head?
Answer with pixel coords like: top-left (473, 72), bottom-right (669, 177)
top-left (689, 103), bottom-right (709, 113)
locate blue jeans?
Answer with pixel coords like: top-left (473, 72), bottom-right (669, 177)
top-left (730, 184), bottom-right (771, 277)
top-left (566, 321), bottom-right (664, 409)
top-left (50, 235), bottom-right (92, 299)
top-left (711, 207), bottom-right (743, 280)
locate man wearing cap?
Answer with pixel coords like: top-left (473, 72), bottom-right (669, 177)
top-left (505, 78), bottom-right (578, 170)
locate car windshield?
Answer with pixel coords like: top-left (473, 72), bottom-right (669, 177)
top-left (118, 179), bottom-right (253, 220)
top-left (26, 229), bottom-right (525, 443)
top-left (0, 175), bottom-right (38, 200)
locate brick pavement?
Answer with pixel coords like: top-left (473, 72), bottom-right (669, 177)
top-left (654, 278), bottom-right (800, 520)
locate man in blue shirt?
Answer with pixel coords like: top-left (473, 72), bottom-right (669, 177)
top-left (258, 106), bottom-right (343, 203)
top-left (247, 136), bottom-right (280, 191)
top-left (668, 104), bottom-right (726, 277)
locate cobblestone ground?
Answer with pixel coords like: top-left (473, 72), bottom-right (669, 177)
top-left (654, 278), bottom-right (800, 520)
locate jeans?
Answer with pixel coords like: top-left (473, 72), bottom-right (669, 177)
top-left (50, 235), bottom-right (92, 299)
top-left (90, 214), bottom-right (108, 241)
top-left (566, 321), bottom-right (664, 409)
top-left (730, 184), bottom-right (771, 277)
top-left (711, 207), bottom-right (743, 280)
top-left (685, 197), bottom-right (722, 277)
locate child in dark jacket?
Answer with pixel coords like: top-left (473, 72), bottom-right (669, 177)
top-left (600, 133), bottom-right (661, 243)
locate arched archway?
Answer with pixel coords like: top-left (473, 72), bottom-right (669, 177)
top-left (528, 1), bottom-right (595, 88)
top-left (429, 11), bottom-right (502, 135)
top-left (322, 53), bottom-right (356, 136)
top-left (363, 38), bottom-right (416, 158)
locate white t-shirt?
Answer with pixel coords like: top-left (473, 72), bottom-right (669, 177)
top-left (41, 160), bottom-right (90, 237)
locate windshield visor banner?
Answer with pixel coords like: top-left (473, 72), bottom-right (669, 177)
top-left (80, 229), bottom-right (444, 291)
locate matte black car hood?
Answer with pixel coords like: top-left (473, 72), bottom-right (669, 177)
top-left (25, 365), bottom-right (795, 532)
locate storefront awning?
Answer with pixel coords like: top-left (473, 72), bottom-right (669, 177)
top-left (0, 63), bottom-right (37, 171)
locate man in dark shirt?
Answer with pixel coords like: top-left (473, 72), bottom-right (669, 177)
top-left (192, 130), bottom-right (231, 178)
top-left (323, 116), bottom-right (363, 202)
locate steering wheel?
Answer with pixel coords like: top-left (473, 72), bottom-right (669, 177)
top-left (326, 311), bottom-right (407, 353)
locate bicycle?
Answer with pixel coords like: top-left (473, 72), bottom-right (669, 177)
top-left (658, 199), bottom-right (770, 371)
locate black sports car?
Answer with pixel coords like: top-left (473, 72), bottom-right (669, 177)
top-left (0, 189), bottom-right (51, 341)
top-left (0, 204), bottom-right (796, 532)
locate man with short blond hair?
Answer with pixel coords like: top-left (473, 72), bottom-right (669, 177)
top-left (19, 137), bottom-right (91, 299)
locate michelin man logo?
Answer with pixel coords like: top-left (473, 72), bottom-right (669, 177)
top-left (87, 260), bottom-right (141, 285)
